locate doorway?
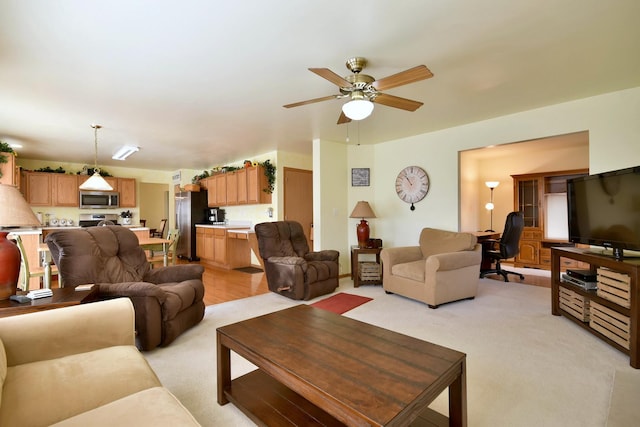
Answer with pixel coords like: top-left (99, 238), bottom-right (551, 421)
top-left (139, 183), bottom-right (170, 231)
top-left (283, 167), bottom-right (313, 241)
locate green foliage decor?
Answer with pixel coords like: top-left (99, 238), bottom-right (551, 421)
top-left (0, 141), bottom-right (16, 179)
top-left (260, 159), bottom-right (276, 194)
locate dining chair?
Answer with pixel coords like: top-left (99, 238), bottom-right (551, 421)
top-left (150, 219), bottom-right (167, 238)
top-left (13, 235), bottom-right (59, 290)
top-left (148, 228), bottom-right (180, 268)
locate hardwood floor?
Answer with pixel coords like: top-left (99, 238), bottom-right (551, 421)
top-left (200, 263), bottom-right (269, 306)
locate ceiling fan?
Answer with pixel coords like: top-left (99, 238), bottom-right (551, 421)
top-left (283, 57), bottom-right (433, 124)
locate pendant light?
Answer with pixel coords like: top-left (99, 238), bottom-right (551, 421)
top-left (79, 124), bottom-right (114, 191)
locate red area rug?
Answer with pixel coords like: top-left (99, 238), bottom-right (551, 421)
top-left (310, 292), bottom-right (373, 315)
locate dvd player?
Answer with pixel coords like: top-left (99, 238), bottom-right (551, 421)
top-left (566, 269), bottom-right (597, 282)
top-left (561, 273), bottom-right (597, 290)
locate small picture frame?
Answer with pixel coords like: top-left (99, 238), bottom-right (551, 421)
top-left (351, 168), bottom-right (370, 187)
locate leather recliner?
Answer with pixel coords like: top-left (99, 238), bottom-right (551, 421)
top-left (46, 226), bottom-right (205, 351)
top-left (254, 221), bottom-right (339, 300)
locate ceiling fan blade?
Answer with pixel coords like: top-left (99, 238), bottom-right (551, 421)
top-left (337, 111), bottom-right (352, 125)
top-left (372, 65), bottom-right (433, 91)
top-left (283, 95), bottom-right (339, 109)
top-left (309, 68), bottom-right (353, 88)
top-left (373, 93), bottom-right (424, 111)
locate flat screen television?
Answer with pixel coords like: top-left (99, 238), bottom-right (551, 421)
top-left (567, 166), bottom-right (640, 259)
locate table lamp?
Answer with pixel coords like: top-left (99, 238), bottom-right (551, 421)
top-left (350, 201), bottom-right (376, 248)
top-left (0, 184), bottom-right (41, 300)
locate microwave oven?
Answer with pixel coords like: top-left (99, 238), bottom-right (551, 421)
top-left (79, 191), bottom-right (120, 209)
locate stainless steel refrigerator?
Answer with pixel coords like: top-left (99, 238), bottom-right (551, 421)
top-left (175, 191), bottom-right (208, 261)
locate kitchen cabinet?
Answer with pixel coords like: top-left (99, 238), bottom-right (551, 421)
top-left (52, 174), bottom-right (79, 206)
top-left (204, 165), bottom-right (271, 207)
top-left (512, 169), bottom-right (588, 270)
top-left (118, 178), bottom-right (136, 207)
top-left (24, 171), bottom-right (135, 207)
top-left (22, 172), bottom-right (52, 206)
top-left (225, 171), bottom-right (238, 206)
top-left (247, 165), bottom-right (272, 204)
top-left (0, 153), bottom-right (19, 187)
top-left (196, 226), bottom-right (250, 269)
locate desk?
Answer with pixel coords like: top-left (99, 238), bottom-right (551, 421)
top-left (473, 231), bottom-right (500, 271)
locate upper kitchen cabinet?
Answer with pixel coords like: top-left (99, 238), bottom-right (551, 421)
top-left (202, 165), bottom-right (272, 207)
top-left (22, 171), bottom-right (52, 206)
top-left (23, 171), bottom-right (136, 207)
top-left (247, 165), bottom-right (272, 204)
top-left (118, 178), bottom-right (136, 207)
top-left (52, 174), bottom-right (80, 206)
top-left (0, 153), bottom-right (19, 187)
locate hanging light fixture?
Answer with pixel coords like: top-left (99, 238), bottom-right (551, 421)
top-left (79, 124), bottom-right (113, 191)
top-left (342, 90), bottom-right (374, 120)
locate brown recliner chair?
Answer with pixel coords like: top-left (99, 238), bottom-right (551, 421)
top-left (254, 221), bottom-right (339, 300)
top-left (46, 226), bottom-right (205, 351)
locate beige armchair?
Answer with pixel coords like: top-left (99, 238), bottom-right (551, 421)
top-left (381, 228), bottom-right (481, 308)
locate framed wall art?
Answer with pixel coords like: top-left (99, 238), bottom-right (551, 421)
top-left (351, 168), bottom-right (370, 187)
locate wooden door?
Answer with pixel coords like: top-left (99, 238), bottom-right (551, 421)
top-left (283, 168), bottom-right (313, 242)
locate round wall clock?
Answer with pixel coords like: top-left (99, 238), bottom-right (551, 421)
top-left (395, 166), bottom-right (430, 211)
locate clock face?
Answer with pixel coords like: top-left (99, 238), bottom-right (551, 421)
top-left (395, 166), bottom-right (430, 207)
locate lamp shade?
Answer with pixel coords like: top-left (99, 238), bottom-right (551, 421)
top-left (349, 201), bottom-right (376, 219)
top-left (79, 172), bottom-right (114, 191)
top-left (485, 181), bottom-right (500, 189)
top-left (0, 184), bottom-right (41, 227)
top-left (0, 184), bottom-right (41, 300)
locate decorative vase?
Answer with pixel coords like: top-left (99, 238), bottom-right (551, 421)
top-left (0, 231), bottom-right (21, 300)
top-left (356, 219), bottom-right (370, 248)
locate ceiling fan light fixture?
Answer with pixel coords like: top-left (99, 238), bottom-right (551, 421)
top-left (78, 124), bottom-right (114, 191)
top-left (342, 92), bottom-right (374, 120)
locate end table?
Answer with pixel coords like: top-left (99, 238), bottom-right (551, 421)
top-left (351, 246), bottom-right (383, 287)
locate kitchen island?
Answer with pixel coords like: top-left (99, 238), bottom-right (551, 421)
top-left (195, 224), bottom-right (252, 269)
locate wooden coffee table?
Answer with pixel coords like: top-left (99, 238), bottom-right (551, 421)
top-left (0, 286), bottom-right (98, 318)
top-left (217, 304), bottom-right (467, 426)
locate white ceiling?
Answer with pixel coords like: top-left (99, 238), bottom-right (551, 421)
top-left (1, 0), bottom-right (638, 172)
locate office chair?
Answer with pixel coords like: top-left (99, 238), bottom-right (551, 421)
top-left (480, 211), bottom-right (525, 282)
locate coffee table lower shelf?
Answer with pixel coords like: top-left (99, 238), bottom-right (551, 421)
top-left (225, 369), bottom-right (448, 427)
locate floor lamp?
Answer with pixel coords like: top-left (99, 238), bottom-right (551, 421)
top-left (485, 181), bottom-right (499, 232)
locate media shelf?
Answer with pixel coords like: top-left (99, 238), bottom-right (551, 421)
top-left (551, 247), bottom-right (640, 368)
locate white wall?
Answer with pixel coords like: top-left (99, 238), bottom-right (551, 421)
top-left (333, 87), bottom-right (640, 255)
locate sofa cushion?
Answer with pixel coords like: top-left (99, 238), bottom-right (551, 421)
top-left (419, 228), bottom-right (477, 258)
top-left (0, 345), bottom-right (161, 427)
top-left (50, 387), bottom-right (201, 427)
top-left (391, 259), bottom-right (425, 282)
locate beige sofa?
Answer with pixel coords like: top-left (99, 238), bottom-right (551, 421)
top-left (381, 228), bottom-right (482, 308)
top-left (0, 298), bottom-right (200, 427)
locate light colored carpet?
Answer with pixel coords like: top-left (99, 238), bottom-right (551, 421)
top-left (145, 277), bottom-right (636, 426)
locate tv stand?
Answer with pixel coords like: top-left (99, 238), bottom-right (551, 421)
top-left (552, 247), bottom-right (640, 368)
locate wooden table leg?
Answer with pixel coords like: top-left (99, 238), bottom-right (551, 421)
top-left (217, 331), bottom-right (231, 405)
top-left (448, 359), bottom-right (467, 427)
